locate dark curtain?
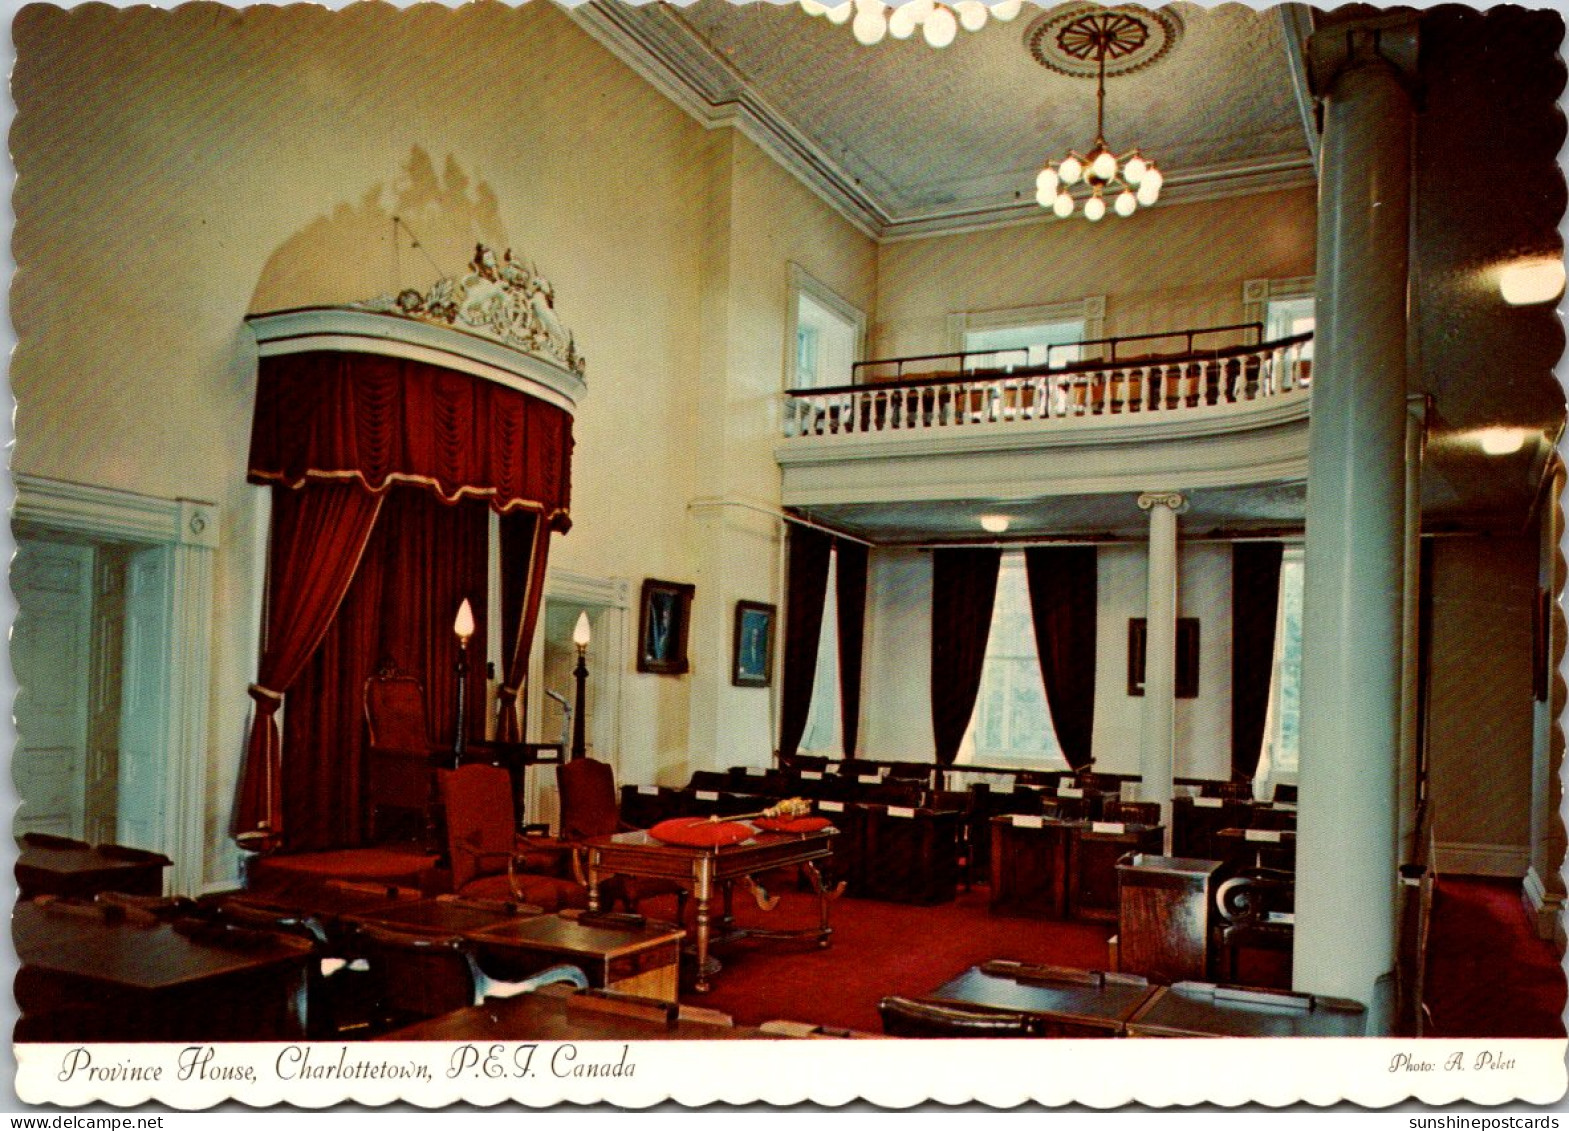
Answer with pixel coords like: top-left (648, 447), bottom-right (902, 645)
top-left (495, 511), bottom-right (553, 742)
top-left (1232, 541), bottom-right (1284, 781)
top-left (281, 487), bottom-right (490, 851)
top-left (233, 482), bottom-right (383, 853)
top-left (1024, 546), bottom-right (1099, 771)
top-left (835, 538), bottom-right (870, 759)
top-left (778, 525), bottom-right (833, 762)
top-left (930, 548), bottom-right (1002, 766)
top-left (249, 352), bottom-right (573, 529)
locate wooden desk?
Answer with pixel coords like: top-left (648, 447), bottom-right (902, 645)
top-left (1171, 796), bottom-right (1254, 860)
top-left (342, 897), bottom-right (541, 938)
top-left (14, 900), bottom-right (313, 1042)
top-left (16, 842), bottom-right (171, 900)
top-left (379, 985), bottom-right (775, 1042)
top-left (1215, 827), bottom-right (1297, 871)
top-left (469, 914), bottom-right (684, 1002)
top-left (1125, 981), bottom-right (1367, 1038)
top-left (928, 961), bottom-right (1158, 1038)
top-left (586, 827), bottom-right (836, 993)
top-left (855, 804), bottom-right (962, 904)
top-left (990, 815), bottom-right (1076, 918)
top-left (1069, 822), bottom-right (1164, 922)
top-left (1115, 854), bottom-right (1226, 984)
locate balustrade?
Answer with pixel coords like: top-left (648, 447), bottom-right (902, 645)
top-left (782, 332), bottom-right (1312, 439)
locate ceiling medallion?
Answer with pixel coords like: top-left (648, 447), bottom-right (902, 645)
top-left (1026, 3), bottom-right (1183, 79)
top-left (1029, 6), bottom-right (1181, 222)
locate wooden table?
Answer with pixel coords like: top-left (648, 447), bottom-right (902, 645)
top-left (586, 827), bottom-right (836, 992)
top-left (16, 842), bottom-right (171, 900)
top-left (928, 961), bottom-right (1159, 1038)
top-left (14, 900), bottom-right (313, 1042)
top-left (469, 914), bottom-right (685, 1002)
top-left (1125, 981), bottom-right (1367, 1038)
top-left (378, 984), bottom-right (776, 1041)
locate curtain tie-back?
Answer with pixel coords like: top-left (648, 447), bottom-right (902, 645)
top-left (496, 684), bottom-right (520, 703)
top-left (248, 683), bottom-right (285, 708)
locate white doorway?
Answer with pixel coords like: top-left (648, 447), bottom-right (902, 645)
top-left (524, 571), bottom-right (629, 833)
top-left (12, 476), bottom-right (217, 893)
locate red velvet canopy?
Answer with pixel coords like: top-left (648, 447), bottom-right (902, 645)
top-left (235, 347), bottom-right (575, 853)
top-left (247, 351), bottom-right (573, 529)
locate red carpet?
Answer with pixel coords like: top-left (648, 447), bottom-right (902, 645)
top-left (637, 883), bottom-right (1114, 1033)
top-left (1423, 876), bottom-right (1567, 1038)
top-left (640, 873), bottom-right (1565, 1037)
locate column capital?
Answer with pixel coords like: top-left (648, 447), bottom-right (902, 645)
top-left (1308, 11), bottom-right (1419, 98)
top-left (1137, 491), bottom-right (1188, 514)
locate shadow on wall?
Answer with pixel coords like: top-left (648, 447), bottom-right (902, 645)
top-left (249, 146), bottom-right (510, 313)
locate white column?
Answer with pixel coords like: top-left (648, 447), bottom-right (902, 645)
top-left (1138, 491), bottom-right (1186, 848)
top-left (1295, 16), bottom-right (1417, 1006)
top-left (1397, 397), bottom-right (1427, 864)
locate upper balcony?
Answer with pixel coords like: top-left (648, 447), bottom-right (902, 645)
top-left (777, 324), bottom-right (1315, 522)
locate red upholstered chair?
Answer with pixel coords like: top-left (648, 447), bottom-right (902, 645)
top-left (556, 758), bottom-right (686, 920)
top-left (441, 763), bottom-right (585, 912)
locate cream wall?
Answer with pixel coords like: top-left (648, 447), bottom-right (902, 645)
top-left (9, 2), bottom-right (872, 886)
top-left (872, 187), bottom-right (1317, 358)
top-left (682, 129), bottom-right (878, 782)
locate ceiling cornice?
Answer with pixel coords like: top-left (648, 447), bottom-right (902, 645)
top-left (573, 0), bottom-right (1320, 245)
top-left (1278, 4), bottom-right (1321, 166)
top-left (570, 0), bottom-right (886, 238)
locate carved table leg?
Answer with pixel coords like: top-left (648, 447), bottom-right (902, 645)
top-left (693, 858), bottom-right (714, 993)
top-left (586, 851), bottom-right (601, 914)
top-left (803, 860), bottom-right (833, 948)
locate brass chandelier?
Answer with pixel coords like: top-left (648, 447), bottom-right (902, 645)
top-left (1034, 9), bottom-right (1164, 221)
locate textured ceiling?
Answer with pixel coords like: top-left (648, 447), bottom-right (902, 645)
top-left (668, 1), bottom-right (1314, 225)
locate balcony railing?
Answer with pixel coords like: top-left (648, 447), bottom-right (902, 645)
top-left (782, 326), bottom-right (1313, 439)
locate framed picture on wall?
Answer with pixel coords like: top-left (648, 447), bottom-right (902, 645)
top-left (637, 579), bottom-right (694, 675)
top-left (1128, 617), bottom-right (1201, 698)
top-left (732, 601), bottom-right (776, 688)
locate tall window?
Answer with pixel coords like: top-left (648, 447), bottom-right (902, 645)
top-left (1260, 548), bottom-right (1306, 782)
top-left (963, 319), bottom-right (1085, 372)
top-left (789, 268), bottom-right (863, 390)
top-left (958, 552), bottom-right (1067, 768)
top-left (1266, 295), bottom-right (1315, 362)
top-left (799, 548), bottom-right (842, 756)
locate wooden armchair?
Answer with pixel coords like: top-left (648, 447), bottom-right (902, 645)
top-left (442, 763), bottom-right (585, 913)
top-left (557, 757), bottom-right (687, 920)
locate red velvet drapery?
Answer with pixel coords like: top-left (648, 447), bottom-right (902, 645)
top-left (248, 352), bottom-right (573, 527)
top-left (496, 511), bottom-right (553, 742)
top-left (234, 348), bottom-right (574, 852)
top-left (234, 483), bottom-right (384, 852)
top-left (280, 488), bottom-right (490, 851)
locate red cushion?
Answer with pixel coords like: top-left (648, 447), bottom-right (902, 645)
top-left (649, 817), bottom-right (755, 847)
top-left (752, 816), bottom-right (833, 833)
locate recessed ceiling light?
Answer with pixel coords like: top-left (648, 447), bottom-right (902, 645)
top-left (1498, 258), bottom-right (1565, 306)
top-left (1478, 427), bottom-right (1528, 456)
top-left (980, 514), bottom-right (1010, 534)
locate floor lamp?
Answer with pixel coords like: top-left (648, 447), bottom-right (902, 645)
top-left (572, 611), bottom-right (591, 761)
